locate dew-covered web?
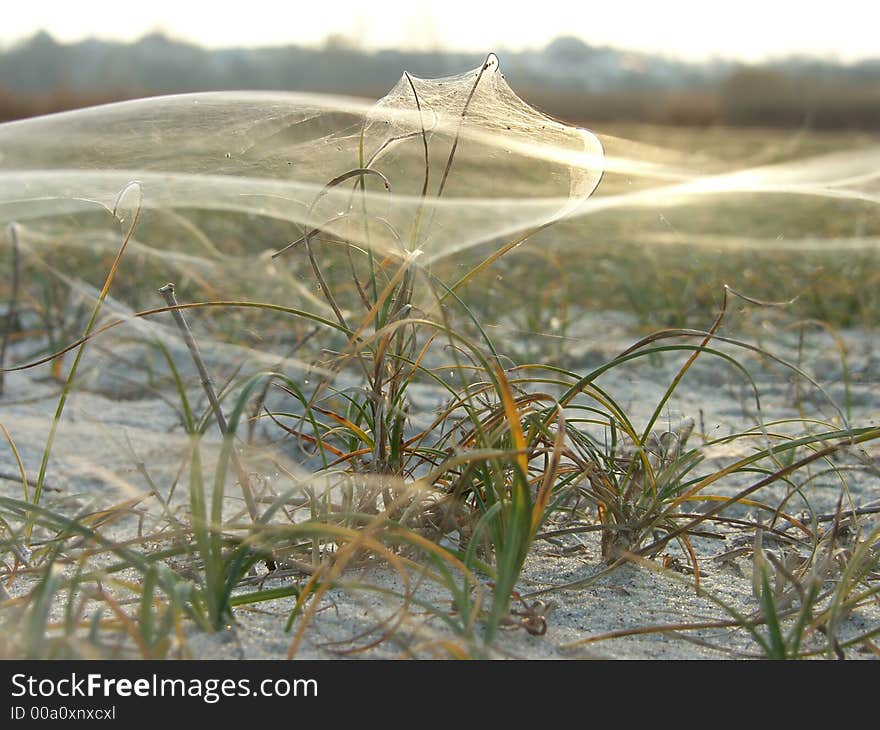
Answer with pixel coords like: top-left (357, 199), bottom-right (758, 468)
top-left (0, 54), bottom-right (605, 265)
top-left (361, 53), bottom-right (602, 201)
top-left (0, 53), bottom-right (876, 410)
top-left (0, 53), bottom-right (877, 268)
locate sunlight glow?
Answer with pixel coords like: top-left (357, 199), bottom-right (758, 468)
top-left (1, 0), bottom-right (875, 62)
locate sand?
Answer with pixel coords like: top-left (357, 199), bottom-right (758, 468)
top-left (1, 310), bottom-right (878, 659)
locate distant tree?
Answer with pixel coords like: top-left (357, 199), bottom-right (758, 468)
top-left (720, 68), bottom-right (807, 127)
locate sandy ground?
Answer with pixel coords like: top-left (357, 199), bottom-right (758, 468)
top-left (1, 310), bottom-right (878, 659)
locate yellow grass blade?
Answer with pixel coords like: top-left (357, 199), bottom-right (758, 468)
top-left (492, 361), bottom-right (527, 476)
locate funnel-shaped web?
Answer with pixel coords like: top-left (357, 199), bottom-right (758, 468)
top-left (1, 52), bottom-right (878, 268)
top-left (0, 54), bottom-right (604, 264)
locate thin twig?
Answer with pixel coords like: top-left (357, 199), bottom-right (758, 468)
top-left (816, 504), bottom-right (880, 522)
top-left (0, 471), bottom-right (60, 493)
top-left (157, 283), bottom-right (259, 522)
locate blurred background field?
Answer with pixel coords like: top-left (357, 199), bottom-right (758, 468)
top-left (1, 30), bottom-right (879, 129)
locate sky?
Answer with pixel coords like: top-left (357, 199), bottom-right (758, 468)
top-left (2, 0), bottom-right (877, 62)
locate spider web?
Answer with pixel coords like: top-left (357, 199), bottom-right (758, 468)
top-left (0, 54), bottom-right (604, 263)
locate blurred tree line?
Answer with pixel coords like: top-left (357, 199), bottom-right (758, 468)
top-left (1, 31), bottom-right (878, 129)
